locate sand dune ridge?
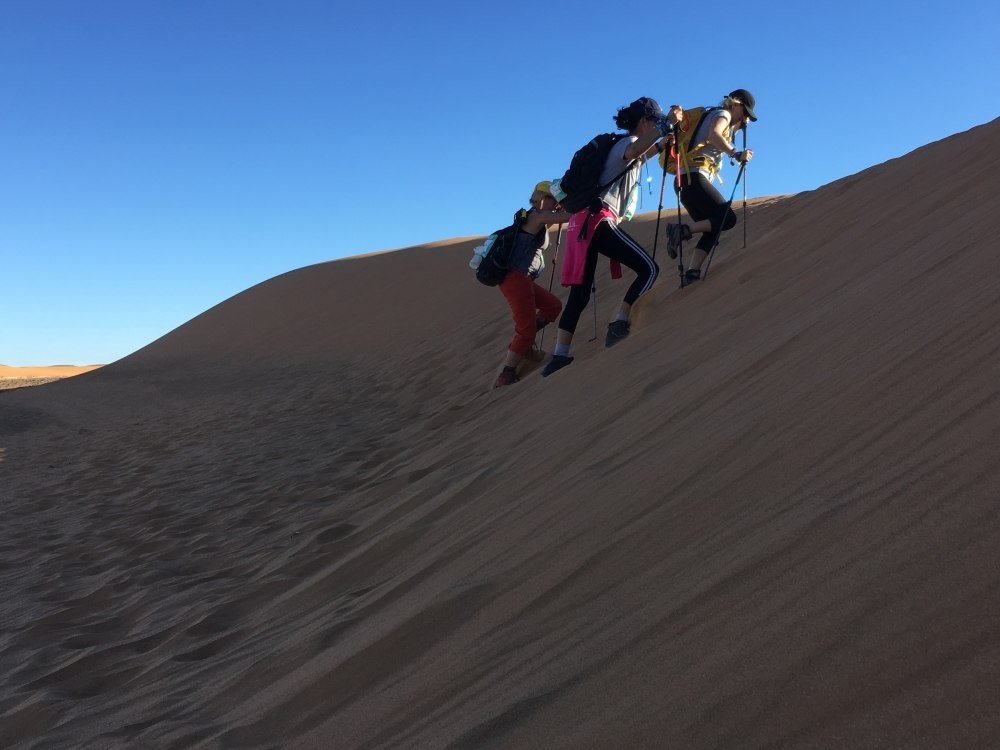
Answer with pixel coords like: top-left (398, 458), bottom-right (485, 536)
top-left (1, 118), bottom-right (999, 749)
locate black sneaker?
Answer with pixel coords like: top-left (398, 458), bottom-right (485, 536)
top-left (541, 354), bottom-right (574, 377)
top-left (605, 319), bottom-right (630, 348)
top-left (684, 268), bottom-right (701, 284)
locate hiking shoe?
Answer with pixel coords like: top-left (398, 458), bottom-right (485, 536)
top-left (541, 354), bottom-right (574, 377)
top-left (493, 368), bottom-right (520, 389)
top-left (605, 319), bottom-right (630, 348)
top-left (665, 223), bottom-right (691, 260)
top-left (684, 268), bottom-right (701, 284)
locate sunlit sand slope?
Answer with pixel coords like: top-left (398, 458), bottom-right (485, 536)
top-left (1, 118), bottom-right (999, 749)
top-left (0, 365), bottom-right (102, 391)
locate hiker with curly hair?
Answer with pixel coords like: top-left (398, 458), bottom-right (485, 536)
top-left (665, 89), bottom-right (756, 284)
top-left (542, 97), bottom-right (680, 378)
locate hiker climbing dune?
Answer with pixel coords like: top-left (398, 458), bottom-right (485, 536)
top-left (470, 181), bottom-right (573, 388)
top-left (541, 97), bottom-right (681, 378)
top-left (663, 89), bottom-right (756, 284)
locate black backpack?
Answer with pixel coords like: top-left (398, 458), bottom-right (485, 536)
top-left (557, 133), bottom-right (636, 215)
top-left (475, 209), bottom-right (530, 287)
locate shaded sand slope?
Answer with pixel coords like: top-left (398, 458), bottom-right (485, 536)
top-left (2, 118), bottom-right (1000, 749)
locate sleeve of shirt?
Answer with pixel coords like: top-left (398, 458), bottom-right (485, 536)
top-left (712, 110), bottom-right (733, 135)
top-left (611, 136), bottom-right (638, 166)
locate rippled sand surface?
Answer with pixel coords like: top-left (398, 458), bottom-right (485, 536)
top-left (2, 119), bottom-right (999, 749)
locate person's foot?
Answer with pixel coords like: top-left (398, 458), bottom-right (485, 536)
top-left (493, 367), bottom-right (519, 389)
top-left (665, 223), bottom-right (691, 260)
top-left (684, 268), bottom-right (701, 284)
top-left (541, 354), bottom-right (574, 377)
top-left (605, 319), bottom-right (630, 348)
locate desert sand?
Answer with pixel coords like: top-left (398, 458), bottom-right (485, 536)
top-left (1, 118), bottom-right (999, 749)
top-left (0, 365), bottom-right (103, 391)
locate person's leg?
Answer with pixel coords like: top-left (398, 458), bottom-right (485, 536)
top-left (532, 282), bottom-right (562, 328)
top-left (554, 243), bottom-right (600, 341)
top-left (588, 221), bottom-right (659, 347)
top-left (681, 174), bottom-right (737, 271)
top-left (670, 174), bottom-right (710, 263)
top-left (543, 243), bottom-right (598, 376)
top-left (496, 271), bottom-right (537, 385)
top-left (519, 282), bottom-right (562, 362)
top-left (591, 222), bottom-right (659, 310)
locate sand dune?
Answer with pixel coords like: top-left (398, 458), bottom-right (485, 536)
top-left (1, 118), bottom-right (999, 749)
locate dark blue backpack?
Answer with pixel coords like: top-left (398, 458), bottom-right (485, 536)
top-left (475, 209), bottom-right (529, 287)
top-left (555, 133), bottom-right (632, 215)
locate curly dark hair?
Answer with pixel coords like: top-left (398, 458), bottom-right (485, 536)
top-left (614, 106), bottom-right (642, 132)
top-left (614, 97), bottom-right (661, 132)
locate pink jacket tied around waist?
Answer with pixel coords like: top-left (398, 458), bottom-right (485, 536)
top-left (560, 207), bottom-right (623, 287)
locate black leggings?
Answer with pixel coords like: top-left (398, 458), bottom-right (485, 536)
top-left (675, 171), bottom-right (737, 252)
top-left (558, 221), bottom-right (658, 334)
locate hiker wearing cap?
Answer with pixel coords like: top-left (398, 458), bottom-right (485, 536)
top-left (665, 89), bottom-right (756, 284)
top-left (493, 182), bottom-right (574, 388)
top-left (542, 98), bottom-right (680, 378)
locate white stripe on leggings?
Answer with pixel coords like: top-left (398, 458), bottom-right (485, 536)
top-left (609, 223), bottom-right (657, 297)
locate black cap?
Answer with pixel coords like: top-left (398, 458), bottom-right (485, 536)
top-left (728, 89), bottom-right (757, 121)
top-left (629, 96), bottom-right (664, 121)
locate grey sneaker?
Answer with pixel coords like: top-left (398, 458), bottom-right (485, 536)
top-left (605, 319), bottom-right (631, 348)
top-left (665, 223), bottom-right (691, 260)
top-left (541, 354), bottom-right (574, 377)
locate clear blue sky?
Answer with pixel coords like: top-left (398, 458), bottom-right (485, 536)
top-left (2, 0), bottom-right (998, 366)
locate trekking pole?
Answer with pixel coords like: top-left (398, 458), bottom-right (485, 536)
top-left (588, 280), bottom-right (598, 342)
top-left (547, 224), bottom-right (563, 293)
top-left (672, 142), bottom-right (685, 289)
top-left (742, 123), bottom-right (748, 249)
top-left (539, 223), bottom-right (563, 350)
top-left (651, 149), bottom-right (669, 262)
top-left (702, 161), bottom-right (745, 281)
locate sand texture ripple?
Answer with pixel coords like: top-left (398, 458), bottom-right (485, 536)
top-left (1, 119), bottom-right (1000, 749)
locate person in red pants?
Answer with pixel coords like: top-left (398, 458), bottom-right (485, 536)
top-left (494, 181), bottom-right (572, 388)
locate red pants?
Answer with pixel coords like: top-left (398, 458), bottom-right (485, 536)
top-left (498, 270), bottom-right (562, 355)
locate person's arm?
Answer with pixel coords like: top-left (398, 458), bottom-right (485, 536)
top-left (521, 210), bottom-right (574, 234)
top-left (624, 129), bottom-right (663, 160)
top-left (643, 135), bottom-right (673, 159)
top-left (708, 113), bottom-right (742, 160)
top-left (630, 105), bottom-right (683, 159)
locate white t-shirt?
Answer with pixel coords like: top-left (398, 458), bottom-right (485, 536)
top-left (598, 135), bottom-right (641, 222)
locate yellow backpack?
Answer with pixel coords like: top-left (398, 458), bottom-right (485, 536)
top-left (658, 106), bottom-right (731, 184)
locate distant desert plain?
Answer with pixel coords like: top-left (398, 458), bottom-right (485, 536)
top-left (0, 364), bottom-right (102, 391)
